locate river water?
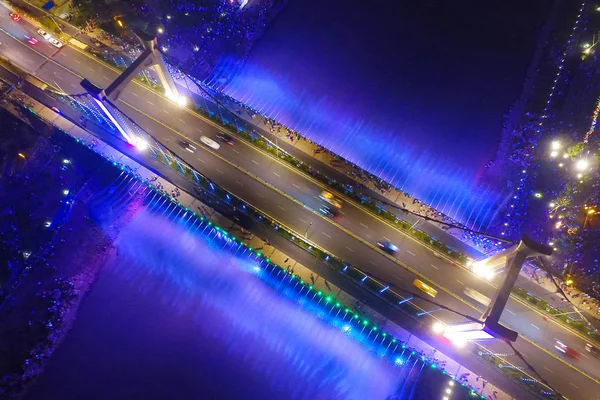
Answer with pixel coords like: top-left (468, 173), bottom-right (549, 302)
top-left (25, 178), bottom-right (466, 400)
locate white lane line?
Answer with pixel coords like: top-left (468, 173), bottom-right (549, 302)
top-left (197, 158), bottom-right (204, 163)
top-left (179, 118), bottom-right (185, 123)
top-left (506, 309), bottom-right (515, 315)
top-left (162, 109), bottom-right (169, 114)
top-left (345, 246), bottom-right (355, 252)
top-left (277, 205), bottom-right (285, 211)
top-left (383, 236), bottom-right (391, 241)
top-left (74, 59), bottom-right (81, 64)
top-left (232, 148), bottom-right (240, 154)
top-left (544, 367), bottom-right (553, 373)
top-left (360, 223), bottom-right (369, 229)
top-left (407, 250), bottom-right (416, 256)
top-left (293, 184), bottom-right (302, 189)
top-left (298, 217), bottom-right (308, 224)
top-left (456, 279), bottom-right (464, 285)
top-left (531, 324), bottom-right (540, 330)
top-left (569, 383), bottom-right (580, 389)
top-left (273, 172), bottom-right (281, 177)
top-left (256, 193), bottom-right (264, 198)
top-left (147, 101), bottom-right (154, 105)
top-left (430, 264), bottom-right (439, 270)
top-left (196, 128), bottom-right (203, 133)
top-left (235, 181), bottom-right (243, 186)
top-left (70, 83), bottom-right (77, 88)
top-left (322, 232), bottom-right (331, 238)
top-left (252, 160), bottom-right (259, 165)
top-left (102, 75), bottom-right (109, 80)
top-left (89, 68), bottom-right (95, 72)
top-left (131, 92), bottom-right (139, 97)
top-left (369, 261), bottom-right (377, 266)
top-left (215, 169), bottom-right (223, 174)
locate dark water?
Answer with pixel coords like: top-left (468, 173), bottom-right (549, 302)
top-left (26, 179), bottom-right (467, 400)
top-left (205, 0), bottom-right (549, 229)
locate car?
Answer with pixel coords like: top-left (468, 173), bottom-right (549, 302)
top-left (27, 36), bottom-right (38, 45)
top-left (413, 279), bottom-right (438, 298)
top-left (58, 12), bottom-right (72, 21)
top-left (200, 136), bottom-right (220, 150)
top-left (49, 38), bottom-right (63, 48)
top-left (555, 341), bottom-right (581, 359)
top-left (178, 139), bottom-right (196, 153)
top-left (216, 133), bottom-right (234, 145)
top-left (585, 343), bottom-right (600, 357)
top-left (319, 205), bottom-right (338, 218)
top-left (37, 29), bottom-right (51, 40)
top-left (377, 241), bottom-right (399, 254)
top-left (319, 190), bottom-right (342, 209)
top-left (10, 12), bottom-right (22, 21)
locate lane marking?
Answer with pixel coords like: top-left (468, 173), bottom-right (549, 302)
top-left (293, 184), bottom-right (302, 189)
top-left (322, 232), bottom-right (331, 238)
top-left (570, 383), bottom-right (580, 389)
top-left (369, 261), bottom-right (377, 266)
top-left (456, 280), bottom-right (464, 285)
top-left (256, 193), bottom-right (264, 198)
top-left (506, 309), bottom-right (515, 315)
top-left (273, 172), bottom-right (281, 177)
top-left (360, 223), bottom-right (369, 229)
top-left (197, 158), bottom-right (204, 163)
top-left (131, 92), bottom-right (139, 97)
top-left (74, 59), bottom-right (81, 64)
top-left (162, 109), bottom-right (169, 114)
top-left (232, 148), bottom-right (240, 154)
top-left (277, 205), bottom-right (286, 211)
top-left (215, 169), bottom-right (223, 174)
top-left (531, 324), bottom-right (540, 330)
top-left (430, 264), bottom-right (439, 270)
top-left (235, 181), bottom-right (243, 186)
top-left (345, 246), bottom-right (355, 252)
top-left (102, 75), bottom-right (109, 80)
top-left (407, 250), bottom-right (416, 256)
top-left (179, 118), bottom-right (186, 123)
top-left (298, 218), bottom-right (308, 224)
top-left (147, 100), bottom-right (154, 105)
top-left (383, 236), bottom-right (391, 241)
top-left (252, 160), bottom-right (259, 165)
top-left (88, 67), bottom-right (95, 72)
top-left (544, 367), bottom-right (553, 373)
top-left (196, 128), bottom-right (203, 133)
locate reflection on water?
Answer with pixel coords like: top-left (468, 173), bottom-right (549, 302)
top-left (27, 181), bottom-right (468, 400)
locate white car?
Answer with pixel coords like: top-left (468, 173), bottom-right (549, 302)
top-left (37, 29), bottom-right (51, 40)
top-left (49, 37), bottom-right (63, 48)
top-left (200, 136), bottom-right (220, 150)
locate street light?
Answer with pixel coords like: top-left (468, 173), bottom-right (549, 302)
top-left (575, 158), bottom-right (589, 171)
top-left (584, 209), bottom-right (596, 229)
top-left (551, 140), bottom-right (561, 150)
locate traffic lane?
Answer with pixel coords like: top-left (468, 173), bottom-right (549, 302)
top-left (0, 28), bottom-right (49, 71)
top-left (0, 15), bottom-right (60, 56)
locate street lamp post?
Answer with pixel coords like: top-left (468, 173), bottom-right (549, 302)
top-left (305, 221), bottom-right (312, 238)
top-left (584, 209), bottom-right (596, 229)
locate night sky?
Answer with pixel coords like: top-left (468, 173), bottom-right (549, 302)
top-left (209, 0), bottom-right (552, 225)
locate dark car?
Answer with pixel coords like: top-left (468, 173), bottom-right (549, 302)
top-left (216, 133), bottom-right (235, 145)
top-left (178, 139), bottom-right (196, 153)
top-left (377, 241), bottom-right (399, 255)
top-left (586, 343), bottom-right (600, 357)
top-left (319, 205), bottom-right (338, 218)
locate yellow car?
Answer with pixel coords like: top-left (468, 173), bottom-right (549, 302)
top-left (319, 191), bottom-right (342, 209)
top-left (413, 279), bottom-right (438, 298)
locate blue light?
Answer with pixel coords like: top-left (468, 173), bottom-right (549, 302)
top-left (361, 275), bottom-right (368, 282)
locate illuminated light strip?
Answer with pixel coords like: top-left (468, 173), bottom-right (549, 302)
top-left (92, 98), bottom-right (135, 144)
top-left (584, 95), bottom-right (600, 143)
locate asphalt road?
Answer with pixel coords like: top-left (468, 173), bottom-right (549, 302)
top-left (1, 8), bottom-right (599, 399)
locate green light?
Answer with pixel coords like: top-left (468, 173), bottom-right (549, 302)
top-left (300, 280), bottom-right (305, 284)
top-left (362, 320), bottom-right (368, 325)
top-left (335, 302), bottom-right (340, 307)
top-left (372, 326), bottom-right (377, 331)
top-left (317, 291), bottom-right (322, 296)
top-left (382, 332), bottom-right (387, 337)
top-left (256, 252), bottom-right (262, 256)
top-left (325, 296), bottom-right (332, 302)
top-left (309, 285), bottom-right (313, 290)
top-left (344, 308), bottom-right (350, 312)
top-left (392, 339), bottom-right (397, 343)
top-left (265, 258), bottom-right (269, 262)
top-left (354, 314), bottom-right (360, 319)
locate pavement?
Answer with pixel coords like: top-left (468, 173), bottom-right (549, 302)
top-left (1, 9), bottom-right (600, 399)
